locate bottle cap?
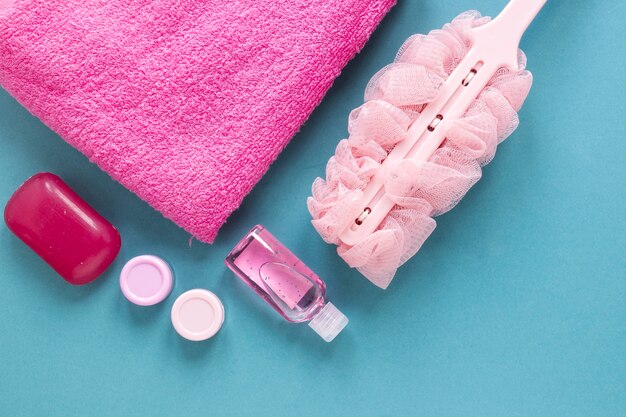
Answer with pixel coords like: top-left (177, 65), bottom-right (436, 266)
top-left (120, 255), bottom-right (173, 306)
top-left (171, 289), bottom-right (224, 341)
top-left (308, 302), bottom-right (348, 342)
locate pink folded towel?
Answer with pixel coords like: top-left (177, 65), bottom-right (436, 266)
top-left (0, 0), bottom-right (395, 242)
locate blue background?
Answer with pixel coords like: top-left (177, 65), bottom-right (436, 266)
top-left (0, 1), bottom-right (624, 416)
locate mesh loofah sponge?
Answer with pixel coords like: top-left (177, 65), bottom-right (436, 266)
top-left (308, 12), bottom-right (534, 288)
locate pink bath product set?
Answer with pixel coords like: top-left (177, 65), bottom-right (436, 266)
top-left (2, 0), bottom-right (548, 344)
top-left (3, 173), bottom-right (228, 341)
top-left (2, 172), bottom-right (339, 342)
top-left (3, 172), bottom-right (341, 342)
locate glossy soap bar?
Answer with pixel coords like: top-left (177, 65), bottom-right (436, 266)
top-left (4, 173), bottom-right (121, 285)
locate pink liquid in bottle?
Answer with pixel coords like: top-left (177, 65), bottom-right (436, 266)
top-left (225, 225), bottom-right (347, 342)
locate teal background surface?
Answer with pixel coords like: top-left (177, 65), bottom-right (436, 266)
top-left (1, 1), bottom-right (624, 416)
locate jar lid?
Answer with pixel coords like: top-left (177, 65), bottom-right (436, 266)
top-left (171, 289), bottom-right (224, 341)
top-left (120, 255), bottom-right (173, 306)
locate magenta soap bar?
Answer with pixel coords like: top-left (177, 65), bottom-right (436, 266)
top-left (4, 173), bottom-right (121, 285)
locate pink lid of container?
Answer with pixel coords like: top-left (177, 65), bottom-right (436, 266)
top-left (171, 289), bottom-right (224, 341)
top-left (120, 255), bottom-right (174, 306)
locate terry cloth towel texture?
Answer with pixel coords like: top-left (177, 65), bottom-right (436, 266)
top-left (0, 0), bottom-right (395, 242)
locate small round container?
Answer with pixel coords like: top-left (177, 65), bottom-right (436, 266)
top-left (171, 289), bottom-right (224, 341)
top-left (120, 255), bottom-right (174, 306)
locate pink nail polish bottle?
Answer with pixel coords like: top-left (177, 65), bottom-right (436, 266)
top-left (225, 225), bottom-right (348, 342)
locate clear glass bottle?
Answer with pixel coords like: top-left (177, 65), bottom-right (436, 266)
top-left (225, 225), bottom-right (348, 342)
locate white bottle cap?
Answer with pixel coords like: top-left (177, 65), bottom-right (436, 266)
top-left (308, 302), bottom-right (348, 342)
top-left (171, 289), bottom-right (225, 341)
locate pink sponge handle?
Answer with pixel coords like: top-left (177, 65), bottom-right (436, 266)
top-left (472, 0), bottom-right (548, 69)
